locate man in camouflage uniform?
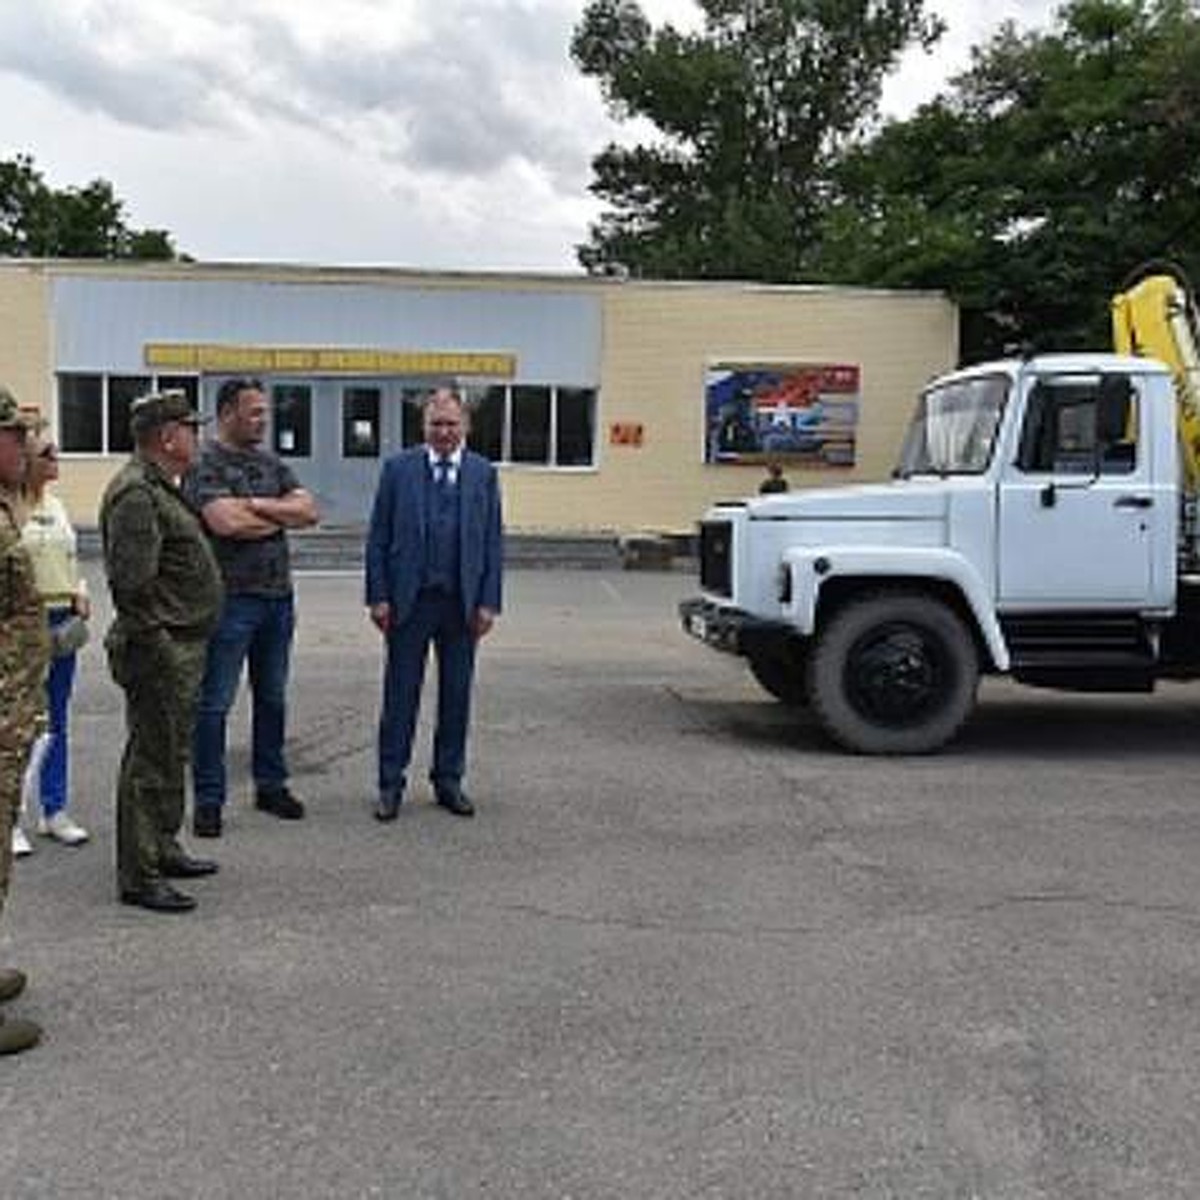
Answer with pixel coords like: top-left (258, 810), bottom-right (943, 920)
top-left (100, 392), bottom-right (224, 913)
top-left (0, 386), bottom-right (50, 1054)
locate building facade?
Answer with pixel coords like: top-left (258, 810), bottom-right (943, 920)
top-left (0, 260), bottom-right (958, 531)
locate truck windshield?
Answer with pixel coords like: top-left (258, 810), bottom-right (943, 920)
top-left (895, 374), bottom-right (1009, 477)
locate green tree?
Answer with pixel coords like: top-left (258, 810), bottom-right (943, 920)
top-left (571, 0), bottom-right (944, 278)
top-left (0, 153), bottom-right (179, 260)
top-left (814, 0), bottom-right (1200, 360)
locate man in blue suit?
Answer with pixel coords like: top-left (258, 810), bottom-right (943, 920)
top-left (365, 388), bottom-right (503, 820)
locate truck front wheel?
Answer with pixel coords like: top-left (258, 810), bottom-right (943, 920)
top-left (808, 591), bottom-right (979, 754)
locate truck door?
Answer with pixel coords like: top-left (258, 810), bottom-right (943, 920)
top-left (998, 372), bottom-right (1164, 606)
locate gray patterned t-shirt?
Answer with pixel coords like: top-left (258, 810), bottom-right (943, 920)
top-left (183, 441), bottom-right (302, 597)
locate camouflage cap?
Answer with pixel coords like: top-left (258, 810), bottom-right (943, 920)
top-left (129, 390), bottom-right (209, 437)
top-left (0, 385), bottom-right (36, 430)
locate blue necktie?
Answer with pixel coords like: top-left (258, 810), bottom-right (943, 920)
top-left (436, 457), bottom-right (451, 487)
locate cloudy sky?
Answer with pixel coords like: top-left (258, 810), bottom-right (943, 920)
top-left (0, 0), bottom-right (1055, 273)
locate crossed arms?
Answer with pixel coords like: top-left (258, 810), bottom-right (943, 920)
top-left (202, 489), bottom-right (318, 540)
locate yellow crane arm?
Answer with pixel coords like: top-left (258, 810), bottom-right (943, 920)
top-left (1112, 269), bottom-right (1200, 493)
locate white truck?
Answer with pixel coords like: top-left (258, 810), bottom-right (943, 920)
top-left (679, 273), bottom-right (1200, 752)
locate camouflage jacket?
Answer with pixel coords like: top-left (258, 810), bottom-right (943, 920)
top-left (100, 456), bottom-right (224, 642)
top-left (0, 490), bottom-right (50, 754)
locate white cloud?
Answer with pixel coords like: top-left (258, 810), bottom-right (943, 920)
top-left (883, 0), bottom-right (1057, 116)
top-left (0, 0), bottom-right (1058, 271)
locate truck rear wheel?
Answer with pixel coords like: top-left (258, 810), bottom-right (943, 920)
top-left (808, 591), bottom-right (978, 754)
top-left (747, 641), bottom-right (809, 707)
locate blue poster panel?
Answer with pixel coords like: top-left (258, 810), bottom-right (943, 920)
top-left (705, 362), bottom-right (860, 466)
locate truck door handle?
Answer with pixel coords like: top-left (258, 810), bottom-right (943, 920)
top-left (1113, 495), bottom-right (1153, 509)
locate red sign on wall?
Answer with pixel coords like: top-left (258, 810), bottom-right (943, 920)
top-left (610, 422), bottom-right (644, 447)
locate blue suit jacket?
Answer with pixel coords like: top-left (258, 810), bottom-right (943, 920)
top-left (364, 447), bottom-right (503, 627)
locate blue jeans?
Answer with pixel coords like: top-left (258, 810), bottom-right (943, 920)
top-left (192, 593), bottom-right (295, 810)
top-left (378, 589), bottom-right (477, 800)
top-left (39, 606), bottom-right (78, 817)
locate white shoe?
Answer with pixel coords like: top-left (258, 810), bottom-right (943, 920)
top-left (11, 827), bottom-right (33, 858)
top-left (36, 812), bottom-right (90, 846)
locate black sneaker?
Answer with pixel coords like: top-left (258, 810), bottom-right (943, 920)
top-left (255, 787), bottom-right (305, 820)
top-left (193, 806), bottom-right (222, 838)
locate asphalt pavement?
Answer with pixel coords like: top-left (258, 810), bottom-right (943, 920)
top-left (5, 567), bottom-right (1200, 1198)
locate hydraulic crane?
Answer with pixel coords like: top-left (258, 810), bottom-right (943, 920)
top-left (1112, 264), bottom-right (1200, 493)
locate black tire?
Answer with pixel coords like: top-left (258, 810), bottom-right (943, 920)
top-left (747, 642), bottom-right (809, 706)
top-left (808, 591), bottom-right (979, 754)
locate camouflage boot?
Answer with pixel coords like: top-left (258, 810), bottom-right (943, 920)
top-left (0, 1014), bottom-right (40, 1055)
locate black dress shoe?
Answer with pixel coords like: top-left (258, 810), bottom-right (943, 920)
top-left (256, 787), bottom-right (305, 820)
top-left (120, 881), bottom-right (197, 913)
top-left (436, 788), bottom-right (475, 818)
top-left (0, 967), bottom-right (27, 1004)
top-left (375, 793), bottom-right (402, 822)
top-left (162, 855), bottom-right (220, 879)
top-left (193, 806), bottom-right (222, 838)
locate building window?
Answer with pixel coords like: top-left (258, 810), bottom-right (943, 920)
top-left (342, 386), bottom-right (380, 458)
top-left (57, 372), bottom-right (200, 454)
top-left (59, 374), bottom-right (103, 453)
top-left (461, 383), bottom-right (596, 466)
top-left (465, 385), bottom-right (505, 461)
top-left (157, 376), bottom-right (199, 408)
top-left (511, 385), bottom-right (551, 464)
top-left (107, 375), bottom-right (152, 455)
top-left (272, 384), bottom-right (312, 457)
top-left (556, 388), bottom-right (595, 466)
top-left (398, 387), bottom-right (424, 447)
top-left (390, 382), bottom-right (596, 466)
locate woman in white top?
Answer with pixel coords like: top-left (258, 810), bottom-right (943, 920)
top-left (13, 434), bottom-right (90, 854)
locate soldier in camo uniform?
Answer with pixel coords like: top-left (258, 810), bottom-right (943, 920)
top-left (100, 392), bottom-right (224, 914)
top-left (0, 386), bottom-right (50, 1055)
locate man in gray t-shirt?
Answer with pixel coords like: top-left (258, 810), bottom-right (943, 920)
top-left (182, 379), bottom-right (318, 838)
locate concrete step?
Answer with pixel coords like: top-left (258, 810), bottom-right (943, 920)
top-left (78, 527), bottom-right (638, 572)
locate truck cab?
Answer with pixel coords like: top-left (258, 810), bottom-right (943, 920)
top-left (681, 353), bottom-right (1198, 753)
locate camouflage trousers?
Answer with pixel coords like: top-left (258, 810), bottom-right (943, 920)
top-left (107, 631), bottom-right (207, 892)
top-left (0, 743), bottom-right (30, 924)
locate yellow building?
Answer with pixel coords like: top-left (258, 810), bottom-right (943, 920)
top-left (0, 259), bottom-right (957, 532)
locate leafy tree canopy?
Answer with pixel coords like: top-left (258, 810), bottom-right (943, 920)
top-left (0, 153), bottom-right (178, 260)
top-left (813, 0), bottom-right (1200, 360)
top-left (571, 0), bottom-right (944, 279)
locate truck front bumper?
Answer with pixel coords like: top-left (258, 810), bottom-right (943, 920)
top-left (679, 597), bottom-right (796, 658)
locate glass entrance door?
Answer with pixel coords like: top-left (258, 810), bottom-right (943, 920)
top-left (325, 379), bottom-right (429, 523)
top-left (319, 378), bottom-right (396, 525)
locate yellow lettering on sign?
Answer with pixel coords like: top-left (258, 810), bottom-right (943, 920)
top-left (144, 343), bottom-right (517, 377)
top-left (145, 345), bottom-right (198, 368)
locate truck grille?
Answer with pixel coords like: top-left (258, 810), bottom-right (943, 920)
top-left (699, 520), bottom-right (733, 596)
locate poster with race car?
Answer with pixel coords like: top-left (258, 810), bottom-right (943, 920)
top-left (704, 362), bottom-right (860, 467)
